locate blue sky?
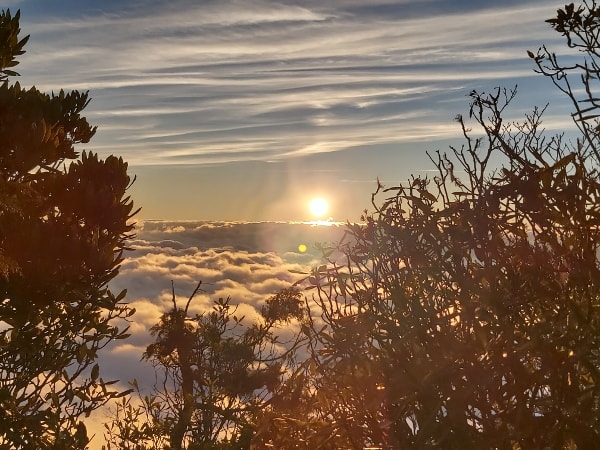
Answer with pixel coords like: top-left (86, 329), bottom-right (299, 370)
top-left (10, 0), bottom-right (570, 221)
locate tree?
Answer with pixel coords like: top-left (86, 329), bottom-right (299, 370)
top-left (0, 9), bottom-right (137, 448)
top-left (104, 283), bottom-right (304, 450)
top-left (256, 2), bottom-right (600, 449)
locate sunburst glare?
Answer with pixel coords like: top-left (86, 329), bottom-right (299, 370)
top-left (309, 198), bottom-right (328, 218)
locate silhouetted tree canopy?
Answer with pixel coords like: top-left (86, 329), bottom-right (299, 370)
top-left (103, 284), bottom-right (304, 450)
top-left (0, 9), bottom-right (137, 449)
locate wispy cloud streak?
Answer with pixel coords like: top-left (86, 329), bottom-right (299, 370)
top-left (18, 0), bottom-right (563, 166)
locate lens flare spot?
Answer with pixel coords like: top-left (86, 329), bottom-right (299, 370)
top-left (298, 244), bottom-right (307, 253)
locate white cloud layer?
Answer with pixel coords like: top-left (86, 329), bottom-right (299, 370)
top-left (83, 220), bottom-right (345, 446)
top-left (101, 220), bottom-right (344, 385)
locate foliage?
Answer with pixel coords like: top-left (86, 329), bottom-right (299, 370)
top-left (0, 9), bottom-right (27, 82)
top-left (0, 9), bottom-right (137, 449)
top-left (104, 283), bottom-right (304, 450)
top-left (256, 2), bottom-right (600, 449)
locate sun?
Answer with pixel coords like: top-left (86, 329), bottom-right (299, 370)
top-left (309, 198), bottom-right (328, 218)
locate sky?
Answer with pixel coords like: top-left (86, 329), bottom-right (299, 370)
top-left (11, 0), bottom-right (571, 222)
top-left (4, 1), bottom-right (580, 447)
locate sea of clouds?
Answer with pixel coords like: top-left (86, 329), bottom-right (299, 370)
top-left (100, 220), bottom-right (346, 392)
